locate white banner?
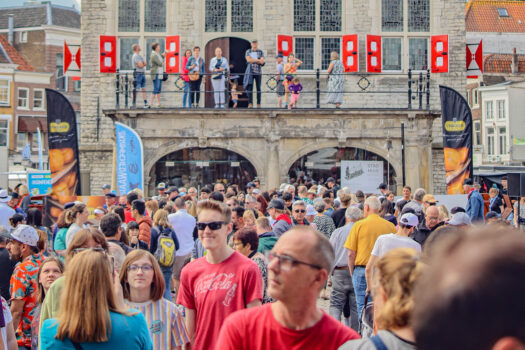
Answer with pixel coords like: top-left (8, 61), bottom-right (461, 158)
top-left (341, 160), bottom-right (383, 194)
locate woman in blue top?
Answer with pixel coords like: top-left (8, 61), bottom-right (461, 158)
top-left (40, 249), bottom-right (152, 350)
top-left (185, 46), bottom-right (206, 108)
top-left (209, 47), bottom-right (229, 108)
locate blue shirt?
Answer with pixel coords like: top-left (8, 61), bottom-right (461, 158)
top-left (40, 310), bottom-right (153, 350)
top-left (466, 189), bottom-right (485, 223)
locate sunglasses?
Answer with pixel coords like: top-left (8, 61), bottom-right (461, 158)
top-left (196, 221), bottom-right (225, 230)
top-left (294, 209), bottom-right (306, 213)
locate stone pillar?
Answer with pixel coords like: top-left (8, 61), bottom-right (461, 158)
top-left (266, 135), bottom-right (280, 191)
top-left (405, 115), bottom-right (434, 191)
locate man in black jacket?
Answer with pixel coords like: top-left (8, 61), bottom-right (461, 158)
top-left (410, 206), bottom-right (443, 246)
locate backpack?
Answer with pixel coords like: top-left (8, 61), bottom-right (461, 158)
top-left (154, 227), bottom-right (176, 267)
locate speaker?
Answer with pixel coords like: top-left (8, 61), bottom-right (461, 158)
top-left (507, 173), bottom-right (525, 197)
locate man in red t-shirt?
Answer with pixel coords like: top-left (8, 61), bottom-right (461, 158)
top-left (177, 200), bottom-right (262, 350)
top-left (217, 226), bottom-right (360, 349)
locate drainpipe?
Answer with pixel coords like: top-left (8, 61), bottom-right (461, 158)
top-left (45, 1), bottom-right (52, 25)
top-left (8, 14), bottom-right (13, 45)
top-left (511, 48), bottom-right (518, 74)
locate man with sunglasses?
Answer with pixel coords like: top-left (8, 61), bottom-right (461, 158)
top-left (291, 200), bottom-right (309, 226)
top-left (217, 226), bottom-right (359, 349)
top-left (177, 200), bottom-right (262, 350)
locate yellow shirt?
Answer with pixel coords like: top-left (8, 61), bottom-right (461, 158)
top-left (344, 214), bottom-right (397, 266)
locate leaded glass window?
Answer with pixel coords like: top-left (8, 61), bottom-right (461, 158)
top-left (231, 0), bottom-right (253, 32)
top-left (382, 0), bottom-right (403, 32)
top-left (205, 0), bottom-right (227, 32)
top-left (383, 38), bottom-right (402, 71)
top-left (294, 0), bottom-right (315, 31)
top-left (144, 0), bottom-right (166, 32)
top-left (321, 38), bottom-right (340, 70)
top-left (118, 0), bottom-right (140, 32)
top-left (409, 38), bottom-right (428, 70)
top-left (320, 0), bottom-right (341, 32)
top-left (120, 37), bottom-right (139, 70)
top-left (408, 0), bottom-right (430, 32)
top-left (295, 37), bottom-right (315, 70)
top-left (145, 38), bottom-right (165, 67)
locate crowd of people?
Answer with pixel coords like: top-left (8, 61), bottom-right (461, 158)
top-left (131, 39), bottom-right (346, 109)
top-left (0, 176), bottom-right (524, 350)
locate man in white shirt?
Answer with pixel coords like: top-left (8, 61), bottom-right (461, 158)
top-left (365, 212), bottom-right (421, 290)
top-left (168, 197), bottom-right (196, 299)
top-left (0, 190), bottom-right (15, 230)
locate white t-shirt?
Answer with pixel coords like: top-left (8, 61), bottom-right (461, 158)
top-left (371, 233), bottom-right (421, 258)
top-left (1, 297), bottom-right (13, 350)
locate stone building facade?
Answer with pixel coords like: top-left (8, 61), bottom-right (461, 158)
top-left (80, 0), bottom-right (466, 195)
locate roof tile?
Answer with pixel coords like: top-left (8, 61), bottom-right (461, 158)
top-left (483, 53), bottom-right (525, 73)
top-left (0, 34), bottom-right (34, 71)
top-left (466, 0), bottom-right (525, 32)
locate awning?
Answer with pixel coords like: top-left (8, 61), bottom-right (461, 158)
top-left (18, 116), bottom-right (47, 133)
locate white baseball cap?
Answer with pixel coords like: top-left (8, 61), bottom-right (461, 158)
top-left (9, 224), bottom-right (39, 247)
top-left (400, 213), bottom-right (419, 227)
top-left (306, 205), bottom-right (316, 216)
top-left (0, 189), bottom-right (11, 203)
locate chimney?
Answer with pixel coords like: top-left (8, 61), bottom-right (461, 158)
top-left (511, 48), bottom-right (518, 74)
top-left (8, 14), bottom-right (13, 45)
top-left (45, 1), bottom-right (52, 26)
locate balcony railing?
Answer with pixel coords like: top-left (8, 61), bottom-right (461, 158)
top-left (114, 69), bottom-right (431, 110)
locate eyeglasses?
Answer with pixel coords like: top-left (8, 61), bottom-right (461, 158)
top-left (72, 247), bottom-right (105, 254)
top-left (294, 209), bottom-right (306, 213)
top-left (196, 221), bottom-right (225, 230)
top-left (127, 264), bottom-right (153, 272)
top-left (266, 252), bottom-right (322, 272)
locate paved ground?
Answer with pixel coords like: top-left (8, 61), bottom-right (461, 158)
top-left (317, 285), bottom-right (332, 312)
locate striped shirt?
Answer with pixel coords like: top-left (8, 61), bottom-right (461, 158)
top-left (124, 298), bottom-right (190, 349)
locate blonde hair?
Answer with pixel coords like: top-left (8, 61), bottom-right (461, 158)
top-left (146, 200), bottom-right (159, 218)
top-left (18, 184), bottom-right (29, 196)
top-left (120, 250), bottom-right (165, 302)
top-left (153, 209), bottom-right (171, 229)
top-left (185, 199), bottom-right (197, 217)
top-left (197, 200), bottom-right (231, 223)
top-left (373, 248), bottom-right (424, 330)
top-left (132, 188), bottom-right (143, 199)
top-left (330, 51), bottom-right (340, 60)
top-left (437, 204), bottom-right (450, 221)
top-left (243, 209), bottom-right (256, 226)
top-left (56, 250), bottom-right (130, 342)
top-left (489, 187), bottom-right (499, 196)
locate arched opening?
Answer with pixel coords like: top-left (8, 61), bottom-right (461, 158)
top-left (204, 37), bottom-right (251, 108)
top-left (288, 147), bottom-right (398, 193)
top-left (150, 147), bottom-right (257, 189)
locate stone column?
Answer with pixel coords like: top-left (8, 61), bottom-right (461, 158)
top-left (266, 135), bottom-right (280, 191)
top-left (405, 116), bottom-right (434, 191)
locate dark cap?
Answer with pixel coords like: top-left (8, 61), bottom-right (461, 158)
top-left (201, 187), bottom-right (212, 194)
top-left (10, 192), bottom-right (19, 199)
top-left (102, 184), bottom-right (111, 190)
top-left (378, 183), bottom-right (387, 190)
top-left (463, 178), bottom-right (473, 186)
top-left (246, 182), bottom-right (256, 188)
top-left (355, 190), bottom-right (365, 198)
top-left (326, 177), bottom-right (335, 183)
top-left (251, 39), bottom-right (258, 43)
top-left (276, 52), bottom-right (283, 58)
top-left (166, 186), bottom-right (178, 195)
top-left (64, 202), bottom-right (75, 210)
top-left (105, 191), bottom-right (117, 198)
top-left (268, 198), bottom-right (285, 210)
top-left (485, 211), bottom-right (500, 220)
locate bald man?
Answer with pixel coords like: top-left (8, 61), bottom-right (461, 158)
top-left (411, 206), bottom-right (444, 246)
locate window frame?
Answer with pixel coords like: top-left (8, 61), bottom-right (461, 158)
top-left (33, 88), bottom-right (45, 111)
top-left (473, 88), bottom-right (479, 107)
top-left (486, 127), bottom-right (495, 156)
top-left (0, 79), bottom-right (10, 106)
top-left (16, 131), bottom-right (28, 151)
top-left (496, 99), bottom-right (506, 120)
top-left (485, 100), bottom-right (494, 120)
top-left (498, 127), bottom-right (507, 155)
top-left (19, 31), bottom-right (28, 43)
top-left (320, 36), bottom-right (342, 71)
top-left (294, 37), bottom-right (316, 72)
top-left (17, 87), bottom-right (29, 110)
top-left (382, 36), bottom-right (403, 73)
top-left (408, 36), bottom-right (429, 72)
top-left (0, 114), bottom-right (9, 148)
top-left (473, 120), bottom-right (481, 146)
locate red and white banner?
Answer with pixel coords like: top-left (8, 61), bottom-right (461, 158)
top-left (466, 40), bottom-right (483, 78)
top-left (431, 35), bottom-right (449, 73)
top-left (366, 35), bottom-right (381, 73)
top-left (99, 35), bottom-right (117, 73)
top-left (277, 35), bottom-right (293, 57)
top-left (342, 34), bottom-right (358, 72)
top-left (165, 35), bottom-right (180, 73)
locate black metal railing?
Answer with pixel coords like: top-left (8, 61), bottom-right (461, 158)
top-left (114, 69), bottom-right (432, 110)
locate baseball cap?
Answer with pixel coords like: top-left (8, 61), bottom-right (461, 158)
top-left (377, 183), bottom-right (387, 190)
top-left (251, 39), bottom-right (258, 43)
top-left (102, 184), bottom-right (111, 190)
top-left (306, 205), bottom-right (316, 216)
top-left (201, 187), bottom-right (212, 194)
top-left (0, 189), bottom-right (11, 203)
top-left (9, 224), bottom-right (38, 247)
top-left (463, 178), bottom-right (473, 186)
top-left (157, 182), bottom-right (166, 190)
top-left (105, 191), bottom-right (117, 198)
top-left (485, 211), bottom-right (500, 220)
top-left (246, 182), bottom-right (256, 188)
top-left (448, 212), bottom-right (472, 226)
top-left (326, 177), bottom-right (335, 183)
top-left (268, 198), bottom-right (285, 210)
top-left (423, 194), bottom-right (438, 204)
top-left (399, 213), bottom-right (419, 227)
top-left (252, 188), bottom-right (260, 194)
top-left (276, 52), bottom-right (283, 58)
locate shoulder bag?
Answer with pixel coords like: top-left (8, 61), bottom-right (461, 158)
top-left (212, 58), bottom-right (223, 80)
top-left (189, 57), bottom-right (201, 81)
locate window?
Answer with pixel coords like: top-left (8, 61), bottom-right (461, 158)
top-left (19, 31), bottom-right (28, 43)
top-left (486, 101), bottom-right (494, 120)
top-left (74, 80), bottom-right (81, 92)
top-left (144, 0), bottom-right (166, 32)
top-left (205, 0), bottom-right (227, 32)
top-left (0, 118), bottom-right (8, 147)
top-left (498, 8), bottom-right (509, 17)
top-left (487, 127), bottom-right (495, 156)
top-left (294, 0), bottom-right (316, 31)
top-left (16, 132), bottom-right (28, 150)
top-left (497, 100), bottom-right (506, 120)
top-left (408, 0), bottom-right (430, 32)
top-left (382, 0), bottom-right (403, 32)
top-left (321, 38), bottom-right (340, 70)
top-left (383, 38), bottom-right (402, 71)
top-left (409, 38), bottom-right (428, 70)
top-left (466, 90), bottom-right (470, 106)
top-left (0, 80), bottom-right (9, 105)
top-left (474, 121), bottom-right (481, 146)
top-left (119, 37), bottom-right (139, 71)
top-left (473, 88), bottom-right (478, 106)
top-left (118, 0), bottom-right (140, 32)
top-left (231, 0), bottom-right (253, 32)
top-left (145, 38), bottom-right (165, 67)
top-left (33, 89), bottom-right (44, 110)
top-left (17, 88), bottom-right (29, 109)
top-left (499, 127), bottom-right (507, 155)
top-left (320, 0), bottom-right (341, 32)
top-left (295, 38), bottom-right (315, 70)
top-left (56, 53), bottom-right (66, 91)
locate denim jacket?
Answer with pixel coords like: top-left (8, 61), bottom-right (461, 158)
top-left (186, 56), bottom-right (205, 75)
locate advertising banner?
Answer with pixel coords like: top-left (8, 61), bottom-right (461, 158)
top-left (28, 172), bottom-right (52, 196)
top-left (115, 122), bottom-right (144, 195)
top-left (46, 89), bottom-right (81, 197)
top-left (44, 195), bottom-right (106, 227)
top-left (440, 85), bottom-right (473, 194)
top-left (340, 160), bottom-right (384, 194)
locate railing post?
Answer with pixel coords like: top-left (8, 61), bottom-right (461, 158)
top-left (401, 122), bottom-right (406, 187)
top-left (115, 68), bottom-right (120, 109)
top-left (408, 69), bottom-right (412, 109)
top-left (418, 72), bottom-right (423, 110)
top-left (316, 69), bottom-right (320, 109)
top-left (426, 69), bottom-right (430, 110)
top-left (132, 68), bottom-right (137, 108)
top-left (124, 73), bottom-right (129, 108)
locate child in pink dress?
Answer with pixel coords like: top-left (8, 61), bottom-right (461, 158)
top-left (288, 77), bottom-right (303, 109)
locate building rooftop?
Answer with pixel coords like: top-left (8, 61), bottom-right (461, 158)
top-left (466, 0), bottom-right (525, 32)
top-left (0, 33), bottom-right (34, 71)
top-left (0, 3), bottom-right (80, 29)
top-left (484, 53), bottom-right (525, 73)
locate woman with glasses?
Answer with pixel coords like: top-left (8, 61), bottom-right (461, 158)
top-left (31, 257), bottom-right (64, 350)
top-left (120, 250), bottom-right (190, 350)
top-left (233, 228), bottom-right (272, 304)
top-left (40, 250), bottom-right (152, 349)
top-left (340, 248), bottom-right (424, 350)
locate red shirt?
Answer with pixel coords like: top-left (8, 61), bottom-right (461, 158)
top-left (216, 303), bottom-right (360, 350)
top-left (177, 251), bottom-right (262, 350)
top-left (124, 209), bottom-right (135, 224)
